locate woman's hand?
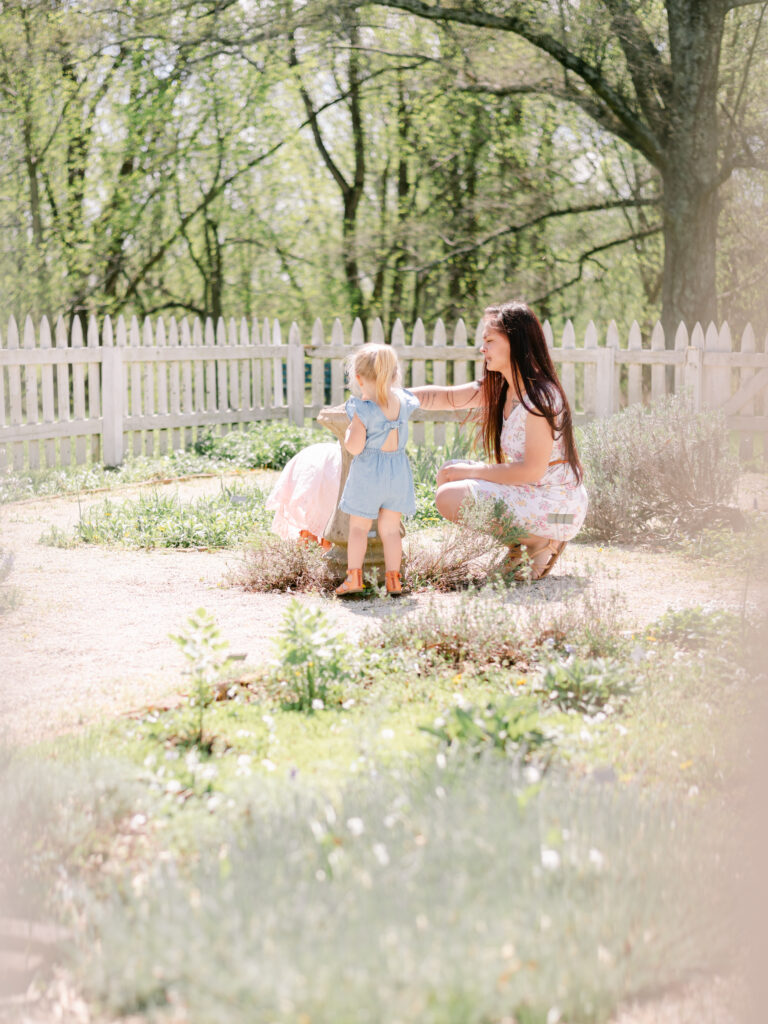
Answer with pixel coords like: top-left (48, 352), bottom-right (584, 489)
top-left (436, 461), bottom-right (480, 486)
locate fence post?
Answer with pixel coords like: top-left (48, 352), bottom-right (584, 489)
top-left (594, 347), bottom-right (615, 418)
top-left (287, 321), bottom-right (305, 425)
top-left (102, 334), bottom-right (125, 467)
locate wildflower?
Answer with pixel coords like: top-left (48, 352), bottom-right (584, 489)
top-left (372, 843), bottom-right (390, 866)
top-left (380, 728), bottom-right (394, 740)
top-left (516, 677), bottom-right (526, 686)
top-left (261, 758), bottom-right (276, 772)
top-left (311, 698), bottom-right (324, 711)
top-left (540, 847), bottom-right (560, 871)
top-left (588, 847), bottom-right (606, 870)
top-left (347, 817), bottom-right (365, 836)
top-left (436, 752), bottom-right (447, 770)
top-left (679, 759), bottom-right (693, 771)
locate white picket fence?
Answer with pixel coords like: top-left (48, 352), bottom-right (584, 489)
top-left (0, 313), bottom-right (766, 471)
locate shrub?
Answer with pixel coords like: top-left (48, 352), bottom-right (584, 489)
top-left (236, 535), bottom-right (335, 592)
top-left (0, 546), bottom-right (20, 614)
top-left (267, 599), bottom-right (357, 710)
top-left (405, 498), bottom-right (525, 591)
top-left (579, 391), bottom-right (738, 543)
top-left (538, 656), bottom-right (636, 715)
top-left (170, 609), bottom-right (231, 747)
top-left (193, 421), bottom-right (325, 469)
top-left (420, 697), bottom-right (552, 761)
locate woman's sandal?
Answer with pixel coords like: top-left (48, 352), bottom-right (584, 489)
top-left (385, 570), bottom-right (403, 596)
top-left (514, 540), bottom-right (567, 582)
top-left (300, 530), bottom-right (332, 551)
top-left (335, 568), bottom-right (365, 597)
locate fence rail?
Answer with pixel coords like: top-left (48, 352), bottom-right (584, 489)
top-left (1, 313), bottom-right (767, 471)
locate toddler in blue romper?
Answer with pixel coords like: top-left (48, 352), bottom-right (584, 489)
top-left (339, 389), bottom-right (420, 520)
top-left (335, 343), bottom-right (421, 597)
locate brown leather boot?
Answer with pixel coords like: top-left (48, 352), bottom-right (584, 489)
top-left (385, 570), bottom-right (403, 596)
top-left (335, 568), bottom-right (364, 596)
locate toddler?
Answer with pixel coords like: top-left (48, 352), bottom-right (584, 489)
top-left (336, 344), bottom-right (420, 596)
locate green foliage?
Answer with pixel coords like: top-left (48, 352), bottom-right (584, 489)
top-left (539, 657), bottom-right (636, 715)
top-left (0, 546), bottom-right (20, 615)
top-left (170, 609), bottom-right (231, 747)
top-left (71, 485), bottom-right (270, 549)
top-left (192, 422), bottom-right (326, 469)
top-left (421, 697), bottom-right (552, 761)
top-left (268, 599), bottom-right (357, 711)
top-left (579, 392), bottom-right (738, 544)
top-left (647, 606), bottom-right (743, 651)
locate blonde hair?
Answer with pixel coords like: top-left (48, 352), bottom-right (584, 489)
top-left (348, 343), bottom-right (401, 408)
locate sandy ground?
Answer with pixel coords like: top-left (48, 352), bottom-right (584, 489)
top-left (1, 470), bottom-right (766, 745)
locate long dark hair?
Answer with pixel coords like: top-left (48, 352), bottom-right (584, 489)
top-left (479, 301), bottom-right (583, 482)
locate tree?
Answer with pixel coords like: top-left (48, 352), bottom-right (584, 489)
top-left (362, 0), bottom-right (768, 332)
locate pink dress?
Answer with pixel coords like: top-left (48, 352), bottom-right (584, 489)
top-left (265, 443), bottom-right (341, 540)
top-left (462, 399), bottom-right (588, 541)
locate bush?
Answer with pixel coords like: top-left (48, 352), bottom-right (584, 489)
top-left (236, 535), bottom-right (335, 592)
top-left (193, 421), bottom-right (326, 469)
top-left (538, 656), bottom-right (636, 715)
top-left (579, 391), bottom-right (738, 543)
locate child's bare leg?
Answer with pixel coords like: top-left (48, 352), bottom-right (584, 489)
top-left (377, 508), bottom-right (402, 572)
top-left (347, 514), bottom-right (372, 569)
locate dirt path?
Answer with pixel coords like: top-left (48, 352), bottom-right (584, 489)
top-left (1, 471), bottom-right (766, 745)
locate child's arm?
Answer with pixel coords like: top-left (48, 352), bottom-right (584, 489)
top-left (344, 414), bottom-right (367, 455)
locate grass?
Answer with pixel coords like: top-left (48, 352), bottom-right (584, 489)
top-left (3, 585), bottom-right (758, 1022)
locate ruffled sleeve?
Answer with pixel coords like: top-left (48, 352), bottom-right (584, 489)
top-left (345, 395), bottom-right (369, 426)
top-left (399, 388), bottom-right (421, 420)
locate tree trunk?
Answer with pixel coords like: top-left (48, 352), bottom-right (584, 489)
top-left (660, 0), bottom-right (724, 334)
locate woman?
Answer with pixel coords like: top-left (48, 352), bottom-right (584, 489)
top-left (409, 301), bottom-right (588, 579)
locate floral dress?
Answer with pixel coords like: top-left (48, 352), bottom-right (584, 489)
top-left (462, 399), bottom-right (589, 541)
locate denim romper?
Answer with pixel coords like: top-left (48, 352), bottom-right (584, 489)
top-left (339, 388), bottom-right (420, 519)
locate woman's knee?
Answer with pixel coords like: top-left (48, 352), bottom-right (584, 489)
top-left (435, 483), bottom-right (461, 521)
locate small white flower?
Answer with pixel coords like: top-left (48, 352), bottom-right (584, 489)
top-left (524, 765), bottom-right (541, 784)
top-left (380, 728), bottom-right (394, 740)
top-left (547, 1007), bottom-right (562, 1024)
top-left (347, 817), bottom-right (365, 836)
top-left (129, 814), bottom-right (147, 831)
top-left (165, 778), bottom-right (182, 794)
top-left (310, 820), bottom-right (325, 841)
top-left (342, 698), bottom-right (355, 710)
top-left (261, 758), bottom-right (276, 772)
top-left (540, 847), bottom-right (561, 871)
top-left (588, 847), bottom-right (606, 871)
top-left (433, 716), bottom-right (446, 729)
top-left (436, 752), bottom-right (447, 770)
top-left (372, 843), bottom-right (390, 866)
top-left (261, 714), bottom-right (275, 730)
top-left (312, 698), bottom-right (324, 711)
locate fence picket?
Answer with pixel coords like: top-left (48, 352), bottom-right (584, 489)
top-left (703, 321), bottom-right (731, 410)
top-left (674, 322), bottom-right (688, 393)
top-left (350, 317), bottom-right (365, 348)
top-left (650, 321), bottom-right (666, 401)
top-left (452, 318), bottom-right (468, 388)
top-left (411, 318), bottom-right (426, 444)
top-left (250, 318), bottom-right (262, 411)
top-left (371, 317), bottom-right (385, 345)
top-left (40, 316), bottom-right (55, 467)
top-left (271, 318), bottom-right (284, 408)
top-left (204, 318), bottom-right (217, 418)
top-left (227, 318), bottom-right (239, 428)
top-left (156, 317), bottom-right (169, 454)
top-left (216, 318), bottom-right (229, 428)
top-left (330, 319), bottom-right (345, 405)
top-left (583, 320), bottom-right (598, 416)
top-left (542, 320), bottom-right (554, 347)
top-left (23, 317), bottom-right (40, 469)
top-left (311, 318), bottom-right (325, 413)
top-left (168, 318), bottom-right (182, 451)
top-left (239, 317), bottom-right (251, 420)
top-left (55, 317), bottom-right (71, 466)
top-left (432, 319), bottom-right (447, 445)
top-left (606, 320), bottom-right (620, 413)
top-left (287, 322), bottom-right (304, 426)
top-left (87, 315), bottom-right (101, 462)
top-left (560, 320), bottom-right (576, 410)
top-left (181, 318), bottom-right (195, 447)
top-left (142, 317), bottom-right (156, 455)
top-left (627, 321), bottom-right (642, 406)
top-left (129, 317), bottom-right (143, 456)
top-left (739, 324), bottom-right (756, 462)
top-left (102, 316), bottom-right (124, 468)
top-left (7, 317), bottom-right (24, 469)
top-left (71, 317), bottom-right (87, 464)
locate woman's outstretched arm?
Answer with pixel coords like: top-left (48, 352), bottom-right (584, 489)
top-left (410, 381), bottom-right (483, 412)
